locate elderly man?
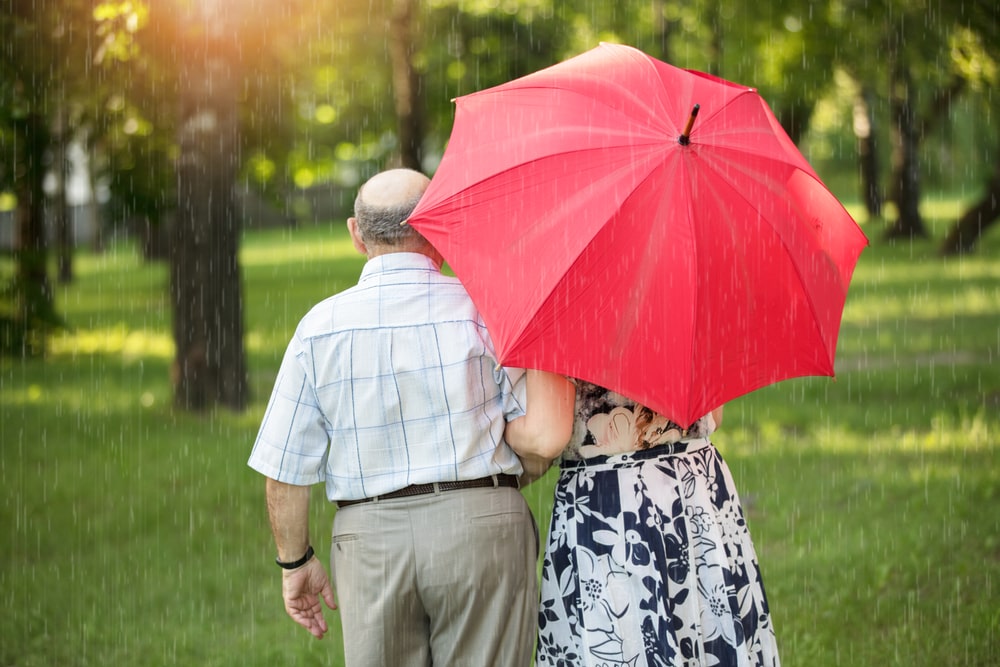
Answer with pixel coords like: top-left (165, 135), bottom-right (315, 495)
top-left (248, 168), bottom-right (573, 666)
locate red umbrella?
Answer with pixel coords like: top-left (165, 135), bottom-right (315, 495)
top-left (407, 43), bottom-right (868, 428)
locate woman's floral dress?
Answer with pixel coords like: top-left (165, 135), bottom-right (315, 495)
top-left (535, 382), bottom-right (780, 667)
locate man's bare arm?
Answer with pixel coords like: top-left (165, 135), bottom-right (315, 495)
top-left (266, 477), bottom-right (312, 561)
top-left (265, 478), bottom-right (337, 639)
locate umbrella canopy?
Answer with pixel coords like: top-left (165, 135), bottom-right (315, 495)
top-left (407, 43), bottom-right (868, 428)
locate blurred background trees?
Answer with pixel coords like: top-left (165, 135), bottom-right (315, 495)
top-left (2, 0), bottom-right (997, 408)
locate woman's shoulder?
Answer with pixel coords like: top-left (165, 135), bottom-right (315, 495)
top-left (574, 380), bottom-right (634, 408)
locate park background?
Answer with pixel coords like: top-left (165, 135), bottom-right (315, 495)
top-left (2, 1), bottom-right (998, 665)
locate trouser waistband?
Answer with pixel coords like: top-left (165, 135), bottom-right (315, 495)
top-left (336, 474), bottom-right (519, 509)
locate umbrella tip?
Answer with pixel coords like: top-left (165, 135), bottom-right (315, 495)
top-left (678, 104), bottom-right (701, 146)
top-left (400, 219), bottom-right (409, 226)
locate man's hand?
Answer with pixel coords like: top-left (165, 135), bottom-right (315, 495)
top-left (281, 557), bottom-right (338, 639)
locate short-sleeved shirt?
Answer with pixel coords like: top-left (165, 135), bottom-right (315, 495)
top-left (248, 252), bottom-right (527, 502)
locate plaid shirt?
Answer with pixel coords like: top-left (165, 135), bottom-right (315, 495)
top-left (248, 252), bottom-right (527, 502)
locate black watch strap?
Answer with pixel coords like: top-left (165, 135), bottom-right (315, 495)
top-left (275, 544), bottom-right (314, 570)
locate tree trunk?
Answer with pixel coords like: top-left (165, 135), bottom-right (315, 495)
top-left (779, 100), bottom-right (815, 149)
top-left (171, 50), bottom-right (248, 411)
top-left (649, 0), bottom-right (671, 62)
top-left (142, 215), bottom-right (170, 261)
top-left (854, 86), bottom-right (882, 219)
top-left (8, 112), bottom-right (54, 356)
top-left (53, 111), bottom-right (73, 284)
top-left (939, 159), bottom-right (1000, 255)
top-left (389, 0), bottom-right (424, 170)
top-left (885, 66), bottom-right (928, 239)
top-left (86, 130), bottom-right (105, 253)
top-left (706, 0), bottom-right (723, 77)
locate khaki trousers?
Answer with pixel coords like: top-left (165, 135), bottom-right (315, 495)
top-left (330, 485), bottom-right (539, 667)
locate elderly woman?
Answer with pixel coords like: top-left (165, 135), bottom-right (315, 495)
top-left (512, 379), bottom-right (780, 667)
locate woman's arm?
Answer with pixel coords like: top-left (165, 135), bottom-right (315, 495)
top-left (505, 370), bottom-right (575, 459)
top-left (515, 451), bottom-right (558, 487)
top-left (711, 405), bottom-right (724, 429)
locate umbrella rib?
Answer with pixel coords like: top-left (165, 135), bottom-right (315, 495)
top-left (679, 160), bottom-right (702, 418)
top-left (426, 141), bottom-right (667, 211)
top-left (686, 88), bottom-right (758, 134)
top-left (706, 143), bottom-right (855, 291)
top-left (697, 152), bottom-right (843, 370)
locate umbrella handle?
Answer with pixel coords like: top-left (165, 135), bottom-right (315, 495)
top-left (678, 104), bottom-right (700, 146)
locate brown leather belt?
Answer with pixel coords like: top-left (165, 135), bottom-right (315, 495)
top-left (336, 474), bottom-right (519, 509)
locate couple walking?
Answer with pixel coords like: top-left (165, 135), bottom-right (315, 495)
top-left (248, 168), bottom-right (779, 666)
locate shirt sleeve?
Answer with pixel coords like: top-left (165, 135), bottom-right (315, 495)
top-left (496, 365), bottom-right (527, 422)
top-left (247, 335), bottom-right (330, 485)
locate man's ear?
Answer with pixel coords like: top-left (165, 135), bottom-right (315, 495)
top-left (347, 217), bottom-right (368, 256)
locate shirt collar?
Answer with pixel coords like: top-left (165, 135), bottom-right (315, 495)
top-left (358, 252), bottom-right (441, 284)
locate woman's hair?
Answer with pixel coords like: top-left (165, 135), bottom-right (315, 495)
top-left (634, 406), bottom-right (656, 450)
top-left (634, 406), bottom-right (683, 449)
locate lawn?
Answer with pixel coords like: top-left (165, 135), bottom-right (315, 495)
top-left (1, 206), bottom-right (998, 666)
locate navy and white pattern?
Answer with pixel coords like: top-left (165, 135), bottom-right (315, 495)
top-left (536, 383), bottom-right (779, 667)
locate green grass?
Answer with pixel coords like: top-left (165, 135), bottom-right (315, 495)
top-left (2, 207), bottom-right (998, 666)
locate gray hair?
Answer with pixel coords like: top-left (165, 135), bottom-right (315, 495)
top-left (353, 190), bottom-right (425, 247)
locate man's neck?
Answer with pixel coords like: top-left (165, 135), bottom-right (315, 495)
top-left (366, 246), bottom-right (442, 269)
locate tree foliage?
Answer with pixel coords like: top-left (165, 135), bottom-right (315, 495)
top-left (0, 0), bottom-right (97, 355)
top-left (2, 0), bottom-right (998, 364)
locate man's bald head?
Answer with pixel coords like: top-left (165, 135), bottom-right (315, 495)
top-left (358, 168), bottom-right (430, 208)
top-left (353, 169), bottom-right (431, 250)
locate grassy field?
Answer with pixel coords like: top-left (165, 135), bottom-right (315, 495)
top-left (1, 205), bottom-right (998, 666)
